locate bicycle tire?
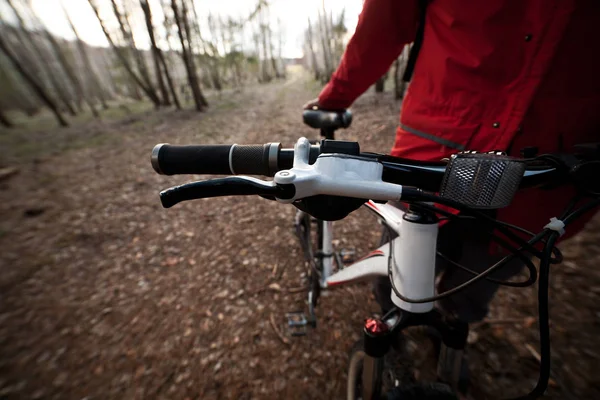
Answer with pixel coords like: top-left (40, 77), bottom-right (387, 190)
top-left (296, 212), bottom-right (322, 309)
top-left (385, 383), bottom-right (458, 400)
top-left (347, 338), bottom-right (416, 400)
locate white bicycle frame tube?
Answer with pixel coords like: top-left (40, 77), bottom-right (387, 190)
top-left (325, 201), bottom-right (437, 313)
top-left (321, 221), bottom-right (334, 287)
top-left (278, 138), bottom-right (436, 313)
top-left (325, 201), bottom-right (400, 288)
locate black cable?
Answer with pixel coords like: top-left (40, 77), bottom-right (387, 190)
top-left (410, 202), bottom-right (540, 286)
top-left (562, 197), bottom-right (600, 225)
top-left (385, 225), bottom-right (548, 304)
top-left (436, 251), bottom-right (536, 287)
top-left (507, 231), bottom-right (557, 400)
top-left (412, 201), bottom-right (539, 239)
top-left (411, 199), bottom-right (566, 264)
top-left (509, 198), bottom-right (600, 399)
top-left (405, 190), bottom-right (544, 257)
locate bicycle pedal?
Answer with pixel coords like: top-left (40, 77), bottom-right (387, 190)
top-left (286, 312), bottom-right (309, 336)
top-left (340, 248), bottom-right (356, 264)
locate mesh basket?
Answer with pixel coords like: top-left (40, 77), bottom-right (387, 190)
top-left (440, 152), bottom-right (525, 209)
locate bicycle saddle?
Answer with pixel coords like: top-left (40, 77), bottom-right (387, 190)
top-left (302, 109), bottom-right (353, 130)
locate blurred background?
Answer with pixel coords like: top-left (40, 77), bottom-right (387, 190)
top-left (0, 1), bottom-right (598, 399)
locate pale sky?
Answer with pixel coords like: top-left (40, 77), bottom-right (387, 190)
top-left (8, 0), bottom-right (363, 59)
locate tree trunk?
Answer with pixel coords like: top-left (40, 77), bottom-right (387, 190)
top-left (266, 25), bottom-right (280, 79)
top-left (257, 8), bottom-right (272, 83)
top-left (0, 35), bottom-right (41, 115)
top-left (171, 0), bottom-right (206, 111)
top-left (110, 0), bottom-right (158, 107)
top-left (181, 0), bottom-right (208, 107)
top-left (42, 28), bottom-right (99, 117)
top-left (158, 0), bottom-right (183, 108)
top-left (88, 0), bottom-right (161, 107)
top-left (159, 53), bottom-right (181, 109)
top-left (204, 14), bottom-right (223, 90)
top-left (306, 19), bottom-right (320, 81)
top-left (316, 10), bottom-right (332, 82)
top-left (393, 58), bottom-right (405, 100)
top-left (63, 3), bottom-right (109, 109)
top-left (0, 107), bottom-right (13, 128)
top-left (140, 0), bottom-right (171, 106)
top-left (375, 75), bottom-right (386, 93)
top-left (277, 19), bottom-right (286, 79)
top-left (6, 0), bottom-right (77, 116)
top-left (0, 35), bottom-right (68, 127)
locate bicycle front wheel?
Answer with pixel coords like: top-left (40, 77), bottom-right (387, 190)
top-left (346, 339), bottom-right (457, 400)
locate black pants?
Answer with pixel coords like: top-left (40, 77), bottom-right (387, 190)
top-left (374, 212), bottom-right (524, 323)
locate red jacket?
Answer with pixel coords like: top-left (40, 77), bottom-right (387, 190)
top-left (319, 0), bottom-right (600, 238)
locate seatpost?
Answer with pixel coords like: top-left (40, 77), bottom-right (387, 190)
top-left (321, 128), bottom-right (336, 140)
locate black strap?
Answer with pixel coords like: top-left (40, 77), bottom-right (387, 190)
top-left (402, 0), bottom-right (429, 82)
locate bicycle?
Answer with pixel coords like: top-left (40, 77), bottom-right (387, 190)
top-left (151, 133), bottom-right (600, 399)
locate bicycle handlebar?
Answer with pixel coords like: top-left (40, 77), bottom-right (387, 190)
top-left (151, 138), bottom-right (600, 211)
top-left (152, 142), bottom-right (321, 177)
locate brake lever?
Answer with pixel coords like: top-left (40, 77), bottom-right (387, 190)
top-left (159, 177), bottom-right (295, 208)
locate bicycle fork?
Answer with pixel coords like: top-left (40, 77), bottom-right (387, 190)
top-left (361, 308), bottom-right (469, 399)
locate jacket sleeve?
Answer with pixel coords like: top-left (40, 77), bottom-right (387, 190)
top-left (318, 0), bottom-right (419, 109)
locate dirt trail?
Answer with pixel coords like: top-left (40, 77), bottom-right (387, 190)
top-left (1, 68), bottom-right (599, 399)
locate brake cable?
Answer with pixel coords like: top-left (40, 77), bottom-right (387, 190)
top-left (384, 195), bottom-right (599, 399)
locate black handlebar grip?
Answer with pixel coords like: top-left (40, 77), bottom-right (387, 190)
top-left (152, 144), bottom-right (233, 175)
top-left (230, 144), bottom-right (270, 175)
top-left (152, 143), bottom-right (282, 176)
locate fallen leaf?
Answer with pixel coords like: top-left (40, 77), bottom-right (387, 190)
top-left (135, 365), bottom-right (145, 379)
top-left (163, 257), bottom-right (178, 267)
top-left (524, 316), bottom-right (536, 328)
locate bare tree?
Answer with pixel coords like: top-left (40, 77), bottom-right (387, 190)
top-left (304, 7), bottom-right (346, 84)
top-left (265, 21), bottom-right (280, 79)
top-left (393, 45), bottom-right (410, 100)
top-left (111, 0), bottom-right (156, 99)
top-left (140, 0), bottom-right (170, 106)
top-left (305, 18), bottom-right (320, 81)
top-left (39, 26), bottom-right (99, 117)
top-left (156, 0), bottom-right (182, 108)
top-left (171, 0), bottom-right (207, 111)
top-left (0, 106), bottom-right (13, 128)
top-left (62, 2), bottom-right (109, 109)
top-left (225, 20), bottom-right (246, 88)
top-left (316, 7), bottom-right (333, 81)
top-left (88, 0), bottom-right (161, 107)
top-left (258, 10), bottom-right (271, 83)
top-left (375, 73), bottom-right (387, 93)
top-left (0, 42), bottom-right (41, 115)
top-left (6, 0), bottom-right (77, 116)
top-left (0, 34), bottom-right (68, 126)
top-left (276, 18), bottom-right (286, 79)
top-left (204, 14), bottom-right (223, 90)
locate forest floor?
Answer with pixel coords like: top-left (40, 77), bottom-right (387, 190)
top-left (1, 67), bottom-right (599, 400)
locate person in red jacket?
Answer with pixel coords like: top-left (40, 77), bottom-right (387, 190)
top-left (306, 0), bottom-right (600, 323)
